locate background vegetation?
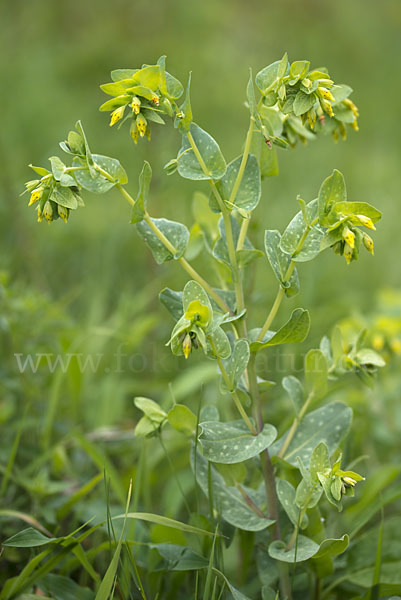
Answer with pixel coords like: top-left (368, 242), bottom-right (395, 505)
top-left (1, 1), bottom-right (401, 598)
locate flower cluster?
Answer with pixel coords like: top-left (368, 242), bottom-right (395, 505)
top-left (99, 58), bottom-right (184, 143)
top-left (256, 55), bottom-right (359, 147)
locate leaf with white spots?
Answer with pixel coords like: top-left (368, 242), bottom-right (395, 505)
top-left (249, 309), bottom-right (310, 353)
top-left (305, 349), bottom-right (328, 399)
top-left (72, 153), bottom-right (127, 193)
top-left (221, 339), bottom-right (250, 392)
top-left (282, 375), bottom-right (304, 415)
top-left (216, 154), bottom-right (261, 213)
top-left (207, 324), bottom-right (231, 359)
top-left (177, 123), bottom-right (226, 181)
top-left (191, 448), bottom-right (274, 531)
top-left (136, 218), bottom-right (189, 264)
top-left (280, 199), bottom-right (325, 262)
top-left (269, 535), bottom-right (319, 563)
top-left (264, 230), bottom-right (299, 297)
top-left (198, 420), bottom-right (277, 464)
top-left (270, 402), bottom-right (352, 466)
top-left (182, 280), bottom-right (212, 313)
top-left (213, 216), bottom-right (263, 266)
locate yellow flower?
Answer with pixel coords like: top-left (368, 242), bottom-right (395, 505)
top-left (131, 97), bottom-right (141, 115)
top-left (43, 201), bottom-right (53, 223)
top-left (136, 113), bottom-right (148, 137)
top-left (182, 333), bottom-right (192, 359)
top-left (109, 105), bottom-right (125, 127)
top-left (58, 205), bottom-right (69, 223)
top-left (318, 87), bottom-right (335, 102)
top-left (28, 188), bottom-right (43, 206)
top-left (342, 225), bottom-right (355, 249)
top-left (356, 214), bottom-right (376, 230)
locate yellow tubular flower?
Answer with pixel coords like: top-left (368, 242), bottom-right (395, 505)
top-left (29, 188), bottom-right (43, 206)
top-left (43, 201), bottom-right (53, 223)
top-left (318, 87), bottom-right (335, 102)
top-left (344, 242), bottom-right (353, 264)
top-left (322, 99), bottom-right (334, 117)
top-left (342, 225), bottom-right (355, 249)
top-left (37, 206), bottom-right (44, 223)
top-left (182, 333), bottom-right (192, 359)
top-left (58, 205), bottom-right (69, 223)
top-left (130, 120), bottom-right (139, 144)
top-left (131, 96), bottom-right (141, 115)
top-left (136, 113), bottom-right (147, 137)
top-left (356, 214), bottom-right (376, 230)
top-left (109, 105), bottom-right (125, 127)
top-left (362, 232), bottom-right (374, 254)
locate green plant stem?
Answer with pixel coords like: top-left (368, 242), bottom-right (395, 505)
top-left (185, 131), bottom-right (245, 321)
top-left (112, 182), bottom-right (232, 314)
top-left (278, 391), bottom-right (315, 459)
top-left (257, 217), bottom-right (318, 342)
top-left (228, 117), bottom-right (255, 210)
top-left (236, 218), bottom-right (250, 252)
top-left (215, 355), bottom-right (256, 435)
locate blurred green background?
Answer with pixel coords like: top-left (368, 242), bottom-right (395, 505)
top-left (1, 0), bottom-right (401, 593)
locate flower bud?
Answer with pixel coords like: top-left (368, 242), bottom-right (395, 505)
top-left (136, 113), bottom-right (147, 137)
top-left (318, 87), bottom-right (335, 102)
top-left (343, 242), bottom-right (353, 264)
top-left (151, 93), bottom-right (160, 106)
top-left (131, 96), bottom-right (141, 115)
top-left (43, 200), bottom-right (53, 223)
top-left (356, 214), bottom-right (376, 230)
top-left (182, 333), bottom-right (192, 359)
top-left (344, 98), bottom-right (359, 117)
top-left (362, 232), bottom-right (374, 254)
top-left (58, 204), bottom-right (69, 223)
top-left (37, 205), bottom-right (44, 223)
top-left (162, 98), bottom-right (173, 117)
top-left (28, 188), bottom-right (43, 206)
top-left (130, 120), bottom-right (139, 144)
top-left (321, 99), bottom-right (334, 117)
top-left (109, 105), bottom-right (125, 127)
top-left (342, 225), bottom-right (355, 249)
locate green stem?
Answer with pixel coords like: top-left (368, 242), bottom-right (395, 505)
top-left (236, 218), bottom-right (250, 252)
top-left (228, 117), bottom-right (254, 210)
top-left (112, 182), bottom-right (231, 314)
top-left (215, 354), bottom-right (256, 435)
top-left (186, 131), bottom-right (245, 319)
top-left (278, 392), bottom-right (315, 459)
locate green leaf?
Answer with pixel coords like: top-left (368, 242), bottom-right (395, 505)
top-left (158, 56), bottom-right (184, 100)
top-left (250, 133), bottom-right (279, 179)
top-left (72, 154), bottom-right (127, 194)
top-left (221, 339), bottom-right (250, 391)
top-left (293, 91), bottom-right (316, 116)
top-left (246, 68), bottom-right (258, 119)
top-left (182, 280), bottom-right (212, 314)
top-left (216, 155), bottom-right (261, 214)
top-left (136, 218), bottom-right (189, 264)
top-left (191, 449), bottom-right (274, 531)
top-left (331, 84), bottom-right (353, 103)
top-left (264, 230), bottom-right (299, 297)
top-left (75, 121), bottom-right (95, 176)
top-left (113, 511), bottom-right (216, 537)
top-left (134, 396), bottom-right (166, 421)
top-left (269, 535), bottom-right (319, 563)
top-left (177, 73), bottom-right (192, 131)
top-left (305, 349), bottom-right (328, 399)
top-left (51, 186), bottom-right (78, 210)
top-left (249, 309), bottom-right (310, 353)
top-left (280, 199), bottom-right (325, 262)
top-left (41, 574), bottom-right (94, 600)
top-left (99, 94), bottom-right (131, 111)
top-left (29, 164), bottom-right (51, 177)
top-left (177, 123), bottom-right (226, 181)
top-left (309, 442), bottom-right (331, 485)
top-left (289, 60), bottom-right (310, 82)
top-left (255, 61), bottom-right (281, 94)
top-left (282, 376), bottom-right (304, 414)
top-left (213, 216), bottom-right (260, 267)
top-left (270, 402), bottom-right (353, 466)
top-left (208, 324), bottom-right (231, 359)
top-left (131, 161), bottom-right (152, 224)
top-left (312, 535), bottom-right (349, 560)
top-left (198, 420), bottom-right (277, 464)
top-left (151, 543), bottom-right (208, 571)
top-left (2, 527), bottom-right (57, 548)
top-left (355, 348), bottom-right (386, 367)
top-left (318, 169), bottom-right (347, 226)
top-left (159, 288), bottom-right (184, 321)
top-left (329, 201), bottom-right (382, 224)
top-left (168, 404), bottom-right (197, 436)
top-left (276, 479), bottom-right (307, 528)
